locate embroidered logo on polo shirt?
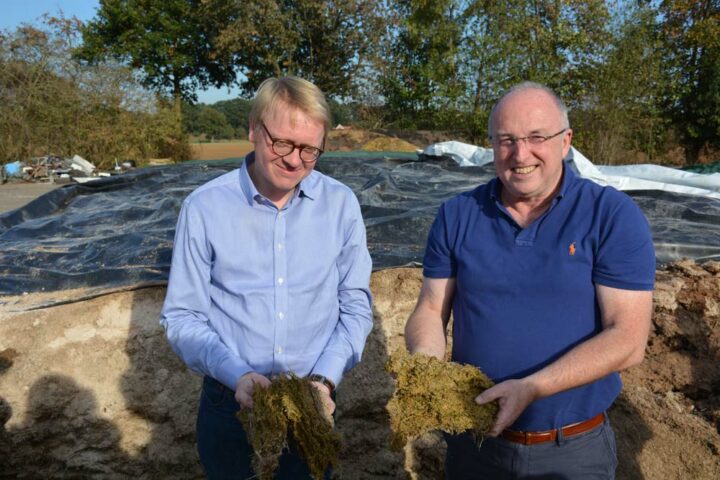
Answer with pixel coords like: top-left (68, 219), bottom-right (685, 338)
top-left (569, 242), bottom-right (576, 256)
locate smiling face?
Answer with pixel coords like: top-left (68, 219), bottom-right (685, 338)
top-left (490, 88), bottom-right (572, 206)
top-left (247, 102), bottom-right (325, 208)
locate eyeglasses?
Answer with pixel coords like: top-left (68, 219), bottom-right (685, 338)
top-left (489, 128), bottom-right (567, 149)
top-left (260, 122), bottom-right (324, 163)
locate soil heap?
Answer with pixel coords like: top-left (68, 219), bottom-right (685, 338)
top-left (0, 260), bottom-right (718, 478)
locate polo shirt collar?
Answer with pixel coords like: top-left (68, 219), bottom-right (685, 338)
top-left (557, 160), bottom-right (575, 198)
top-left (239, 151), bottom-right (319, 206)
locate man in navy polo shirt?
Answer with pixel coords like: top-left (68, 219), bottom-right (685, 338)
top-left (406, 82), bottom-right (655, 479)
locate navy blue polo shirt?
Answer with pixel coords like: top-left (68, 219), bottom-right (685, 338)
top-left (423, 163), bottom-right (655, 431)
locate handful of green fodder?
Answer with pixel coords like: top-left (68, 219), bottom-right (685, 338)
top-left (235, 374), bottom-right (341, 480)
top-left (386, 349), bottom-right (498, 450)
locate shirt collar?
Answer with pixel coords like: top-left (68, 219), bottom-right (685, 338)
top-left (239, 152), bottom-right (260, 206)
top-left (557, 160), bottom-right (575, 198)
top-left (239, 151), bottom-right (320, 206)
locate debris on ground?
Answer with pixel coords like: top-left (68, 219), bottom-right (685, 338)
top-left (236, 374), bottom-right (341, 480)
top-left (1, 155), bottom-right (135, 185)
top-left (385, 349), bottom-right (498, 450)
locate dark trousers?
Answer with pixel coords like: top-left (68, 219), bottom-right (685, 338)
top-left (445, 414), bottom-right (618, 480)
top-left (196, 376), bottom-right (325, 480)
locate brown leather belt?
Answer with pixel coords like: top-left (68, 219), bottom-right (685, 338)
top-left (501, 412), bottom-right (605, 445)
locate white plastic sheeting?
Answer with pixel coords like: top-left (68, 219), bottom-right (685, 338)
top-left (422, 141), bottom-right (720, 200)
top-left (422, 141), bottom-right (494, 167)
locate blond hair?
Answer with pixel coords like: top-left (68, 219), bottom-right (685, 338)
top-left (249, 76), bottom-right (331, 135)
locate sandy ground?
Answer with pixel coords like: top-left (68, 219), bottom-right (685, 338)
top-left (0, 182), bottom-right (61, 214)
top-left (0, 264), bottom-right (718, 479)
top-left (189, 140), bottom-right (253, 161)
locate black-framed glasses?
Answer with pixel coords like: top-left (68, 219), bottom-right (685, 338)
top-left (260, 122), bottom-right (324, 163)
top-left (489, 128), bottom-right (567, 149)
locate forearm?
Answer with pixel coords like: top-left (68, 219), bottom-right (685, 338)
top-left (476, 286), bottom-right (653, 435)
top-left (405, 308), bottom-right (448, 359)
top-left (525, 323), bottom-right (647, 401)
top-left (405, 276), bottom-right (455, 360)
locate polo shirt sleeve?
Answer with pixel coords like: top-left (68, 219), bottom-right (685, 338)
top-left (423, 201), bottom-right (457, 279)
top-left (593, 192), bottom-right (655, 291)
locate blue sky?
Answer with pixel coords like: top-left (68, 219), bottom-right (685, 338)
top-left (0, 0), bottom-right (239, 104)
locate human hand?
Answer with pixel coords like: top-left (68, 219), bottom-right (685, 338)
top-left (310, 381), bottom-right (336, 425)
top-left (475, 378), bottom-right (539, 436)
top-left (234, 372), bottom-right (271, 409)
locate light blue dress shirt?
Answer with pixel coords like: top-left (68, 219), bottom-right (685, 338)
top-left (160, 153), bottom-right (373, 390)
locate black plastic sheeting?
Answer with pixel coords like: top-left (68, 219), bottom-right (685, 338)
top-left (1, 154), bottom-right (720, 297)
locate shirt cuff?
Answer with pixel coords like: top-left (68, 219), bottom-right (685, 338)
top-left (312, 351), bottom-right (347, 387)
top-left (215, 356), bottom-right (253, 391)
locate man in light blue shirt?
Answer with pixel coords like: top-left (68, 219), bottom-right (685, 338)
top-left (160, 76), bottom-right (373, 479)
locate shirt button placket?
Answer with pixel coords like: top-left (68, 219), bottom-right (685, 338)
top-left (273, 208), bottom-right (289, 373)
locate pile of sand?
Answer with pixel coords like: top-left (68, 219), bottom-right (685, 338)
top-left (325, 128), bottom-right (429, 152)
top-left (0, 261), bottom-right (719, 478)
top-left (361, 137), bottom-right (419, 152)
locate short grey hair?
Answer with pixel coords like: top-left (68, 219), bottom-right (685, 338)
top-left (488, 82), bottom-right (569, 135)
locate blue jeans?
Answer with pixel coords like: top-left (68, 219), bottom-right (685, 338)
top-left (196, 376), bottom-right (329, 480)
top-left (445, 414), bottom-right (617, 480)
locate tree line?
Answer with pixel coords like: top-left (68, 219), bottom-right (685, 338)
top-left (182, 97), bottom-right (353, 141)
top-left (2, 1), bottom-right (719, 167)
top-left (0, 17), bottom-right (189, 169)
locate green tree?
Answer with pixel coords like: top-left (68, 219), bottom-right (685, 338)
top-left (660, 0), bottom-right (720, 162)
top-left (207, 0), bottom-right (383, 99)
top-left (461, 0), bottom-right (611, 141)
top-left (377, 1), bottom-right (612, 139)
top-left (379, 0), bottom-right (468, 129)
top-left (212, 98), bottom-right (252, 135)
top-left (0, 16), bottom-right (186, 167)
top-left (572, 3), bottom-right (671, 164)
top-left (78, 0), bottom-right (235, 119)
top-left (182, 103), bottom-right (236, 139)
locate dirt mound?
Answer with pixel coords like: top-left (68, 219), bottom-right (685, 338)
top-left (362, 137), bottom-right (419, 152)
top-left (326, 128), bottom-right (385, 151)
top-left (376, 129), bottom-right (471, 149)
top-left (1, 261), bottom-right (719, 478)
top-left (183, 128), bottom-right (460, 156)
top-left (325, 127), bottom-right (460, 152)
top-left (190, 140), bottom-right (253, 161)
